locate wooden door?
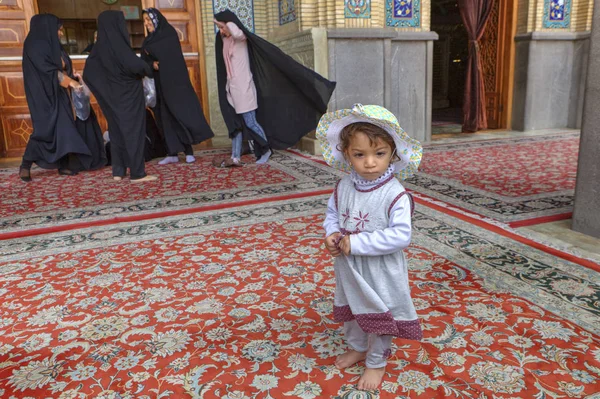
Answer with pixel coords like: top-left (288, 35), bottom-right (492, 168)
top-left (142, 0), bottom-right (210, 123)
top-left (479, 0), bottom-right (516, 130)
top-left (480, 0), bottom-right (500, 129)
top-left (0, 0), bottom-right (36, 157)
top-left (0, 0), bottom-right (210, 158)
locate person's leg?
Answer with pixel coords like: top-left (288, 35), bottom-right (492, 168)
top-left (19, 158), bottom-right (33, 182)
top-left (111, 144), bottom-right (127, 180)
top-left (57, 155), bottom-right (77, 176)
top-left (128, 115), bottom-right (155, 182)
top-left (241, 111), bottom-right (271, 164)
top-left (335, 320), bottom-right (368, 369)
top-left (184, 144), bottom-right (195, 163)
top-left (358, 334), bottom-right (393, 390)
top-left (231, 131), bottom-right (242, 163)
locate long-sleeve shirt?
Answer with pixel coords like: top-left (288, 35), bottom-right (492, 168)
top-left (323, 177), bottom-right (412, 257)
top-left (222, 22), bottom-right (258, 114)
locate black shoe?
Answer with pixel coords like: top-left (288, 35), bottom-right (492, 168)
top-left (19, 166), bottom-right (31, 182)
top-left (58, 169), bottom-right (77, 176)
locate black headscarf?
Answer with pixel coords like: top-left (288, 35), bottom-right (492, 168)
top-left (214, 10), bottom-right (336, 155)
top-left (87, 10), bottom-right (150, 81)
top-left (141, 8), bottom-right (214, 152)
top-left (21, 14), bottom-right (93, 168)
top-left (142, 8), bottom-right (163, 43)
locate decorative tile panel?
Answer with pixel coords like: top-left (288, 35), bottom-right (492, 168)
top-left (345, 0), bottom-right (371, 19)
top-left (542, 0), bottom-right (571, 29)
top-left (212, 0), bottom-right (254, 32)
top-left (386, 0), bottom-right (421, 28)
top-left (279, 0), bottom-right (296, 25)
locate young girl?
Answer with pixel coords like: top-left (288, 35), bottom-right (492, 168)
top-left (317, 104), bottom-right (423, 390)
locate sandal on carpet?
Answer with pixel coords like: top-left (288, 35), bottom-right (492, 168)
top-left (58, 169), bottom-right (77, 176)
top-left (131, 175), bottom-right (158, 183)
top-left (19, 166), bottom-right (32, 182)
top-left (212, 158), bottom-right (244, 168)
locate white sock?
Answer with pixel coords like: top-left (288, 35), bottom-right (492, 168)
top-left (158, 156), bottom-right (179, 165)
top-left (256, 150), bottom-right (271, 164)
top-left (185, 155), bottom-right (195, 163)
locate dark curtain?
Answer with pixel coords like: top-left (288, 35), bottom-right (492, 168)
top-left (458, 0), bottom-right (495, 132)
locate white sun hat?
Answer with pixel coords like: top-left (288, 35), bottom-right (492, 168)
top-left (316, 104), bottom-right (422, 180)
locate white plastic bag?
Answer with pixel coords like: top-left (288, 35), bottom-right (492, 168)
top-left (72, 80), bottom-right (91, 121)
top-left (143, 77), bottom-right (156, 108)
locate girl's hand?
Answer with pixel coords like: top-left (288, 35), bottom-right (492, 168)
top-left (324, 233), bottom-right (341, 257)
top-left (339, 235), bottom-right (351, 256)
top-left (153, 61), bottom-right (159, 70)
top-left (69, 80), bottom-right (82, 90)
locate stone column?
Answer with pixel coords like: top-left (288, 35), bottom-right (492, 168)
top-left (327, 29), bottom-right (438, 143)
top-left (572, 1), bottom-right (600, 238)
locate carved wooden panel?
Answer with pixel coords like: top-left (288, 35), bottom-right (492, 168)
top-left (0, 0), bottom-right (21, 7)
top-left (0, 0), bottom-right (23, 18)
top-left (1, 110), bottom-right (32, 156)
top-left (480, 0), bottom-right (499, 129)
top-left (156, 0), bottom-right (186, 11)
top-left (0, 72), bottom-right (27, 106)
top-left (185, 59), bottom-right (203, 106)
top-left (0, 19), bottom-right (27, 56)
top-left (156, 0), bottom-right (198, 53)
top-left (486, 93), bottom-right (499, 129)
top-left (170, 20), bottom-right (190, 45)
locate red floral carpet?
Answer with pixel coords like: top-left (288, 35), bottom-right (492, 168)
top-left (0, 197), bottom-right (598, 398)
top-left (421, 137), bottom-right (578, 196)
top-left (404, 132), bottom-right (580, 225)
top-left (0, 150), bottom-right (340, 235)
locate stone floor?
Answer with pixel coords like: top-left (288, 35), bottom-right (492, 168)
top-left (427, 127), bottom-right (600, 261)
top-left (518, 219), bottom-right (600, 262)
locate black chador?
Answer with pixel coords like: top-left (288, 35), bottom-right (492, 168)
top-left (84, 11), bottom-right (153, 180)
top-left (214, 10), bottom-right (336, 159)
top-left (62, 49), bottom-right (107, 171)
top-left (20, 14), bottom-right (95, 180)
top-left (141, 8), bottom-right (214, 157)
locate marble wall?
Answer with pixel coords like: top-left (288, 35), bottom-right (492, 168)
top-left (511, 0), bottom-right (593, 132)
top-left (512, 32), bottom-right (590, 131)
top-left (327, 29), bottom-right (437, 143)
top-left (573, 0), bottom-right (600, 238)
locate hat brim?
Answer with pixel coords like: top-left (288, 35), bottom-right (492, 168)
top-left (316, 107), bottom-right (422, 180)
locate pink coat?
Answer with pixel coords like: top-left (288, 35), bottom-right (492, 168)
top-left (222, 23), bottom-right (258, 114)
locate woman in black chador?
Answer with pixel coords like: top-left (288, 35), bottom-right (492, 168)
top-left (19, 14), bottom-right (102, 182)
top-left (84, 10), bottom-right (157, 182)
top-left (213, 10), bottom-right (336, 167)
top-left (141, 8), bottom-right (214, 165)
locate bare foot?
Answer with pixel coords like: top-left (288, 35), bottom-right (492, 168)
top-left (358, 367), bottom-right (385, 391)
top-left (113, 176), bottom-right (123, 181)
top-left (131, 175), bottom-right (158, 183)
top-left (334, 350), bottom-right (366, 369)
